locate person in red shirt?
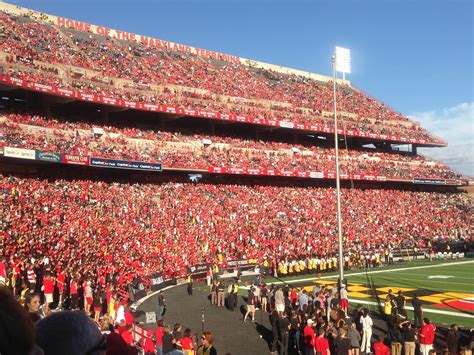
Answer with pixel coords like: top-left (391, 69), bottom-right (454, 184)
top-left (180, 328), bottom-right (195, 355)
top-left (118, 321), bottom-right (134, 347)
top-left (303, 319), bottom-right (316, 355)
top-left (155, 319), bottom-right (164, 355)
top-left (42, 271), bottom-right (55, 314)
top-left (142, 329), bottom-right (156, 355)
top-left (314, 328), bottom-right (330, 355)
top-left (419, 318), bottom-right (436, 355)
top-left (70, 274), bottom-right (79, 310)
top-left (0, 256), bottom-right (7, 286)
top-left (290, 287), bottom-right (298, 306)
top-left (56, 270), bottom-right (66, 310)
top-left (373, 335), bottom-right (390, 355)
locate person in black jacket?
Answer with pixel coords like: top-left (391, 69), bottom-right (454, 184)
top-left (411, 294), bottom-right (423, 328)
top-left (388, 321), bottom-right (403, 355)
top-left (270, 308), bottom-right (279, 355)
top-left (278, 311), bottom-right (290, 355)
top-left (445, 324), bottom-right (460, 355)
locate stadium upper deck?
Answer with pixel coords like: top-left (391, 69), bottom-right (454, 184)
top-left (0, 2), bottom-right (447, 147)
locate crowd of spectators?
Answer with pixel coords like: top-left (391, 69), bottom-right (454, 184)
top-left (1, 112), bottom-right (462, 180)
top-left (1, 284), bottom-right (217, 354)
top-left (1, 173), bottom-right (471, 290)
top-left (0, 10), bottom-right (441, 142)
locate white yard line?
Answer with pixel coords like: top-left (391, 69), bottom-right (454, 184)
top-left (348, 299), bottom-right (474, 319)
top-left (133, 260), bottom-right (474, 313)
top-left (254, 259), bottom-right (474, 286)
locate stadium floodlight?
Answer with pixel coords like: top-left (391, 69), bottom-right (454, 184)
top-left (335, 46), bottom-right (351, 80)
top-left (331, 47), bottom-right (351, 291)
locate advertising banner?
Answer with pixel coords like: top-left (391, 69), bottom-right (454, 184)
top-left (187, 263), bottom-right (211, 275)
top-left (148, 272), bottom-right (164, 291)
top-left (90, 157), bottom-right (162, 171)
top-left (62, 154), bottom-right (89, 166)
top-left (128, 277), bottom-right (146, 301)
top-left (3, 147), bottom-right (36, 160)
top-left (413, 178), bottom-right (446, 185)
top-left (35, 150), bottom-right (62, 163)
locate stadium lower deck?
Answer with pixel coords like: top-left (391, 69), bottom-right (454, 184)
top-left (135, 259), bottom-right (474, 354)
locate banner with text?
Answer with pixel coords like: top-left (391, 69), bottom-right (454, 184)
top-left (90, 157), bottom-right (162, 171)
top-left (3, 146), bottom-right (36, 160)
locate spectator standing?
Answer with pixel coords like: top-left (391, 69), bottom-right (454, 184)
top-left (411, 294), bottom-right (423, 328)
top-left (158, 291), bottom-right (165, 320)
top-left (261, 283), bottom-right (268, 312)
top-left (445, 324), bottom-right (460, 355)
top-left (335, 327), bottom-right (351, 355)
top-left (162, 325), bottom-right (175, 354)
top-left (197, 331), bottom-right (217, 355)
top-left (400, 321), bottom-right (417, 355)
top-left (244, 287), bottom-right (256, 322)
top-left (70, 275), bottom-right (79, 310)
top-left (217, 281), bottom-right (225, 307)
top-left (348, 322), bottom-right (361, 355)
top-left (275, 287), bottom-right (285, 316)
top-left (269, 308), bottom-right (279, 355)
top-left (304, 319), bottom-right (316, 355)
top-left (315, 328), bottom-right (330, 355)
top-left (373, 335), bottom-right (390, 355)
top-left (388, 321), bottom-right (403, 355)
top-left (395, 290), bottom-right (407, 318)
top-left (42, 271), bottom-right (54, 314)
top-left (299, 289), bottom-right (309, 311)
top-left (181, 328), bottom-right (195, 355)
top-left (419, 318), bottom-right (436, 355)
top-left (360, 308), bottom-right (373, 354)
top-left (278, 311), bottom-right (290, 355)
top-left (155, 319), bottom-right (164, 355)
top-left (340, 286), bottom-right (349, 317)
top-left (210, 281), bottom-right (218, 305)
top-left (27, 264), bottom-right (36, 292)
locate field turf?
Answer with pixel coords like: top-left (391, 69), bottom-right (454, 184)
top-left (253, 258), bottom-right (474, 327)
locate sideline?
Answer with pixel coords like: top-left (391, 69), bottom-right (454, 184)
top-left (344, 299), bottom-right (474, 320)
top-left (245, 259), bottom-right (474, 287)
top-left (132, 260), bottom-right (474, 312)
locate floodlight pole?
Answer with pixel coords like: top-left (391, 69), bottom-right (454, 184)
top-left (332, 54), bottom-right (345, 289)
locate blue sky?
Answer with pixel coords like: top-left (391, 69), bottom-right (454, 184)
top-left (7, 0), bottom-right (474, 176)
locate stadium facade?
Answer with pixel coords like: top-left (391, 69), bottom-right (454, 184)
top-left (0, 1), bottom-right (471, 288)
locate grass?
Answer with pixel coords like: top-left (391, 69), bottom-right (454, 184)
top-left (242, 258), bottom-right (474, 328)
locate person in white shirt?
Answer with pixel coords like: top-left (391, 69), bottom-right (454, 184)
top-left (360, 308), bottom-right (373, 353)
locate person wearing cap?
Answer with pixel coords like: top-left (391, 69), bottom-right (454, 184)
top-left (304, 318), bottom-right (316, 355)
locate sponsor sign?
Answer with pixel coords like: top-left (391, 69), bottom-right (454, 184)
top-left (62, 154), bottom-right (89, 165)
top-left (3, 146), bottom-right (35, 160)
top-left (35, 150), bottom-right (62, 163)
top-left (413, 178), bottom-right (446, 185)
top-left (149, 272), bottom-right (164, 291)
top-left (279, 121), bottom-right (295, 129)
top-left (227, 259), bottom-right (257, 268)
top-left (129, 277), bottom-right (146, 301)
top-left (187, 263), bottom-right (210, 275)
top-left (90, 157), bottom-right (162, 171)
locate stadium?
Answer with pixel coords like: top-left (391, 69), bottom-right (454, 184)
top-left (0, 2), bottom-right (472, 355)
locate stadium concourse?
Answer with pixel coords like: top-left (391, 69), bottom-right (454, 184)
top-left (0, 2), bottom-right (473, 355)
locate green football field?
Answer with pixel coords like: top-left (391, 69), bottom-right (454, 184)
top-left (256, 258), bottom-right (474, 328)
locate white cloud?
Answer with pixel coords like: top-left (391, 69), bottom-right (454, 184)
top-left (409, 102), bottom-right (474, 178)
